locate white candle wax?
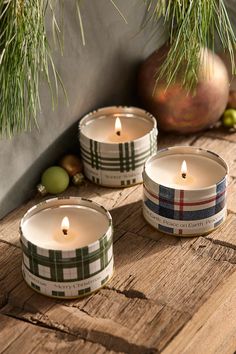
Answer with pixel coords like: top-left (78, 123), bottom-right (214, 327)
top-left (81, 114), bottom-right (153, 143)
top-left (146, 153), bottom-right (226, 190)
top-left (22, 205), bottom-right (109, 250)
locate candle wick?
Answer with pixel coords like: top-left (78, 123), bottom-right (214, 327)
top-left (182, 173), bottom-right (187, 179)
top-left (62, 229), bottom-right (68, 236)
top-left (116, 131), bottom-right (121, 136)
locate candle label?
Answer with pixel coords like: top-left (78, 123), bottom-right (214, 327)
top-left (83, 163), bottom-right (145, 187)
top-left (143, 177), bottom-right (227, 236)
top-left (22, 257), bottom-right (114, 298)
top-left (81, 134), bottom-right (157, 187)
top-left (143, 204), bottom-right (227, 235)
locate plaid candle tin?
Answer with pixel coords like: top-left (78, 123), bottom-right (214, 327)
top-left (79, 106), bottom-right (158, 187)
top-left (20, 197), bottom-right (113, 298)
top-left (143, 147), bottom-right (229, 236)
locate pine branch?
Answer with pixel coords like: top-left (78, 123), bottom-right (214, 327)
top-left (145, 0), bottom-right (236, 91)
top-left (0, 0), bottom-right (59, 137)
top-left (0, 0), bottom-right (127, 137)
top-left (1, 0), bottom-right (235, 136)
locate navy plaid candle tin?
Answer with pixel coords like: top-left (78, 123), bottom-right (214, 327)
top-left (20, 197), bottom-right (113, 298)
top-left (143, 147), bottom-right (229, 236)
top-left (79, 106), bottom-right (158, 187)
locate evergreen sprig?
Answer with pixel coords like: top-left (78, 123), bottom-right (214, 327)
top-left (0, 0), bottom-right (59, 137)
top-left (0, 1), bottom-right (235, 136)
top-left (145, 0), bottom-right (236, 91)
top-left (0, 0), bottom-right (127, 137)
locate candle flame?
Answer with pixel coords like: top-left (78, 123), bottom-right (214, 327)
top-left (61, 216), bottom-right (69, 235)
top-left (181, 160), bottom-right (187, 179)
top-left (115, 117), bottom-right (122, 136)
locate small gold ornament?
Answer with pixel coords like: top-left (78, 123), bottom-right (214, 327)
top-left (59, 154), bottom-right (83, 176)
top-left (37, 183), bottom-right (47, 196)
top-left (72, 172), bottom-right (85, 186)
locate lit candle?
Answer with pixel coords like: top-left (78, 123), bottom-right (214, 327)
top-left (107, 117), bottom-right (130, 142)
top-left (20, 197), bottom-right (114, 298)
top-left (22, 205), bottom-right (109, 250)
top-left (146, 152), bottom-right (226, 190)
top-left (143, 146), bottom-right (228, 236)
top-left (115, 117), bottom-right (121, 136)
top-left (81, 113), bottom-right (154, 143)
top-left (181, 160), bottom-right (187, 179)
top-left (61, 216), bottom-right (69, 235)
top-left (79, 106), bottom-right (158, 187)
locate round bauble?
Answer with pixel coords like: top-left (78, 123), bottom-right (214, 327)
top-left (41, 166), bottom-right (69, 194)
top-left (222, 109), bottom-right (236, 128)
top-left (59, 154), bottom-right (83, 177)
top-left (138, 44), bottom-right (229, 134)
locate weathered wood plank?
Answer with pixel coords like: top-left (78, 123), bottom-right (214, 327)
top-left (109, 233), bottom-right (235, 313)
top-left (0, 197), bottom-right (40, 247)
top-left (1, 132), bottom-right (236, 353)
top-left (3, 231), bottom-right (236, 353)
top-left (110, 186), bottom-right (143, 228)
top-left (0, 313), bottom-right (116, 354)
top-left (227, 178), bottom-right (236, 214)
top-left (205, 213), bottom-right (236, 250)
top-left (204, 126), bottom-right (236, 144)
top-left (2, 303), bottom-right (158, 354)
top-left (162, 271), bottom-right (236, 354)
top-left (66, 288), bottom-right (190, 351)
top-left (0, 313), bottom-right (28, 353)
top-left (111, 197), bottom-right (163, 241)
top-left (192, 136), bottom-right (236, 178)
top-left (0, 242), bottom-right (23, 308)
top-left (158, 133), bottom-right (198, 149)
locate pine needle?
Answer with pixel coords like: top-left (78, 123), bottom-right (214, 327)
top-left (76, 0), bottom-right (86, 46)
top-left (145, 0), bottom-right (236, 91)
top-left (0, 0), bottom-right (58, 137)
top-left (0, 0), bottom-right (127, 137)
top-left (109, 0), bottom-right (128, 24)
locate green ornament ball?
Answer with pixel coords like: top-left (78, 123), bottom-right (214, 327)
top-left (222, 109), bottom-right (236, 128)
top-left (41, 166), bottom-right (70, 194)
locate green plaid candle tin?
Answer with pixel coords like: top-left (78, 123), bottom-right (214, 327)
top-left (143, 147), bottom-right (228, 237)
top-left (20, 197), bottom-right (113, 298)
top-left (79, 106), bottom-right (158, 187)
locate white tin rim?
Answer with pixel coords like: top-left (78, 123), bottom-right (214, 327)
top-left (143, 146), bottom-right (229, 192)
top-left (20, 197), bottom-right (112, 253)
top-left (79, 106), bottom-right (158, 146)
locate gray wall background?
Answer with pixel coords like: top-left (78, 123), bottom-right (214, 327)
top-left (0, 0), bottom-right (167, 218)
top-left (0, 0), bottom-right (235, 218)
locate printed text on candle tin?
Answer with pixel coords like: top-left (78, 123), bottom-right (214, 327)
top-left (23, 259), bottom-right (113, 291)
top-left (144, 207), bottom-right (226, 230)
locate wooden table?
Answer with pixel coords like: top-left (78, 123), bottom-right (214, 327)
top-left (1, 128), bottom-right (236, 354)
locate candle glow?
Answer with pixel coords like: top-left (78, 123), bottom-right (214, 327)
top-left (181, 160), bottom-right (187, 179)
top-left (61, 216), bottom-right (69, 235)
top-left (115, 117), bottom-right (122, 136)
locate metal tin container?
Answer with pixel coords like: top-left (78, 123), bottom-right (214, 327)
top-left (20, 197), bottom-right (113, 298)
top-left (143, 147), bottom-right (228, 236)
top-left (79, 106), bottom-right (158, 187)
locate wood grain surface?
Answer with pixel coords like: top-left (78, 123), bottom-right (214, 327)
top-left (1, 129), bottom-right (236, 353)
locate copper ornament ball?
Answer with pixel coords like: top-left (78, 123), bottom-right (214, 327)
top-left (59, 154), bottom-right (83, 177)
top-left (138, 45), bottom-right (229, 134)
